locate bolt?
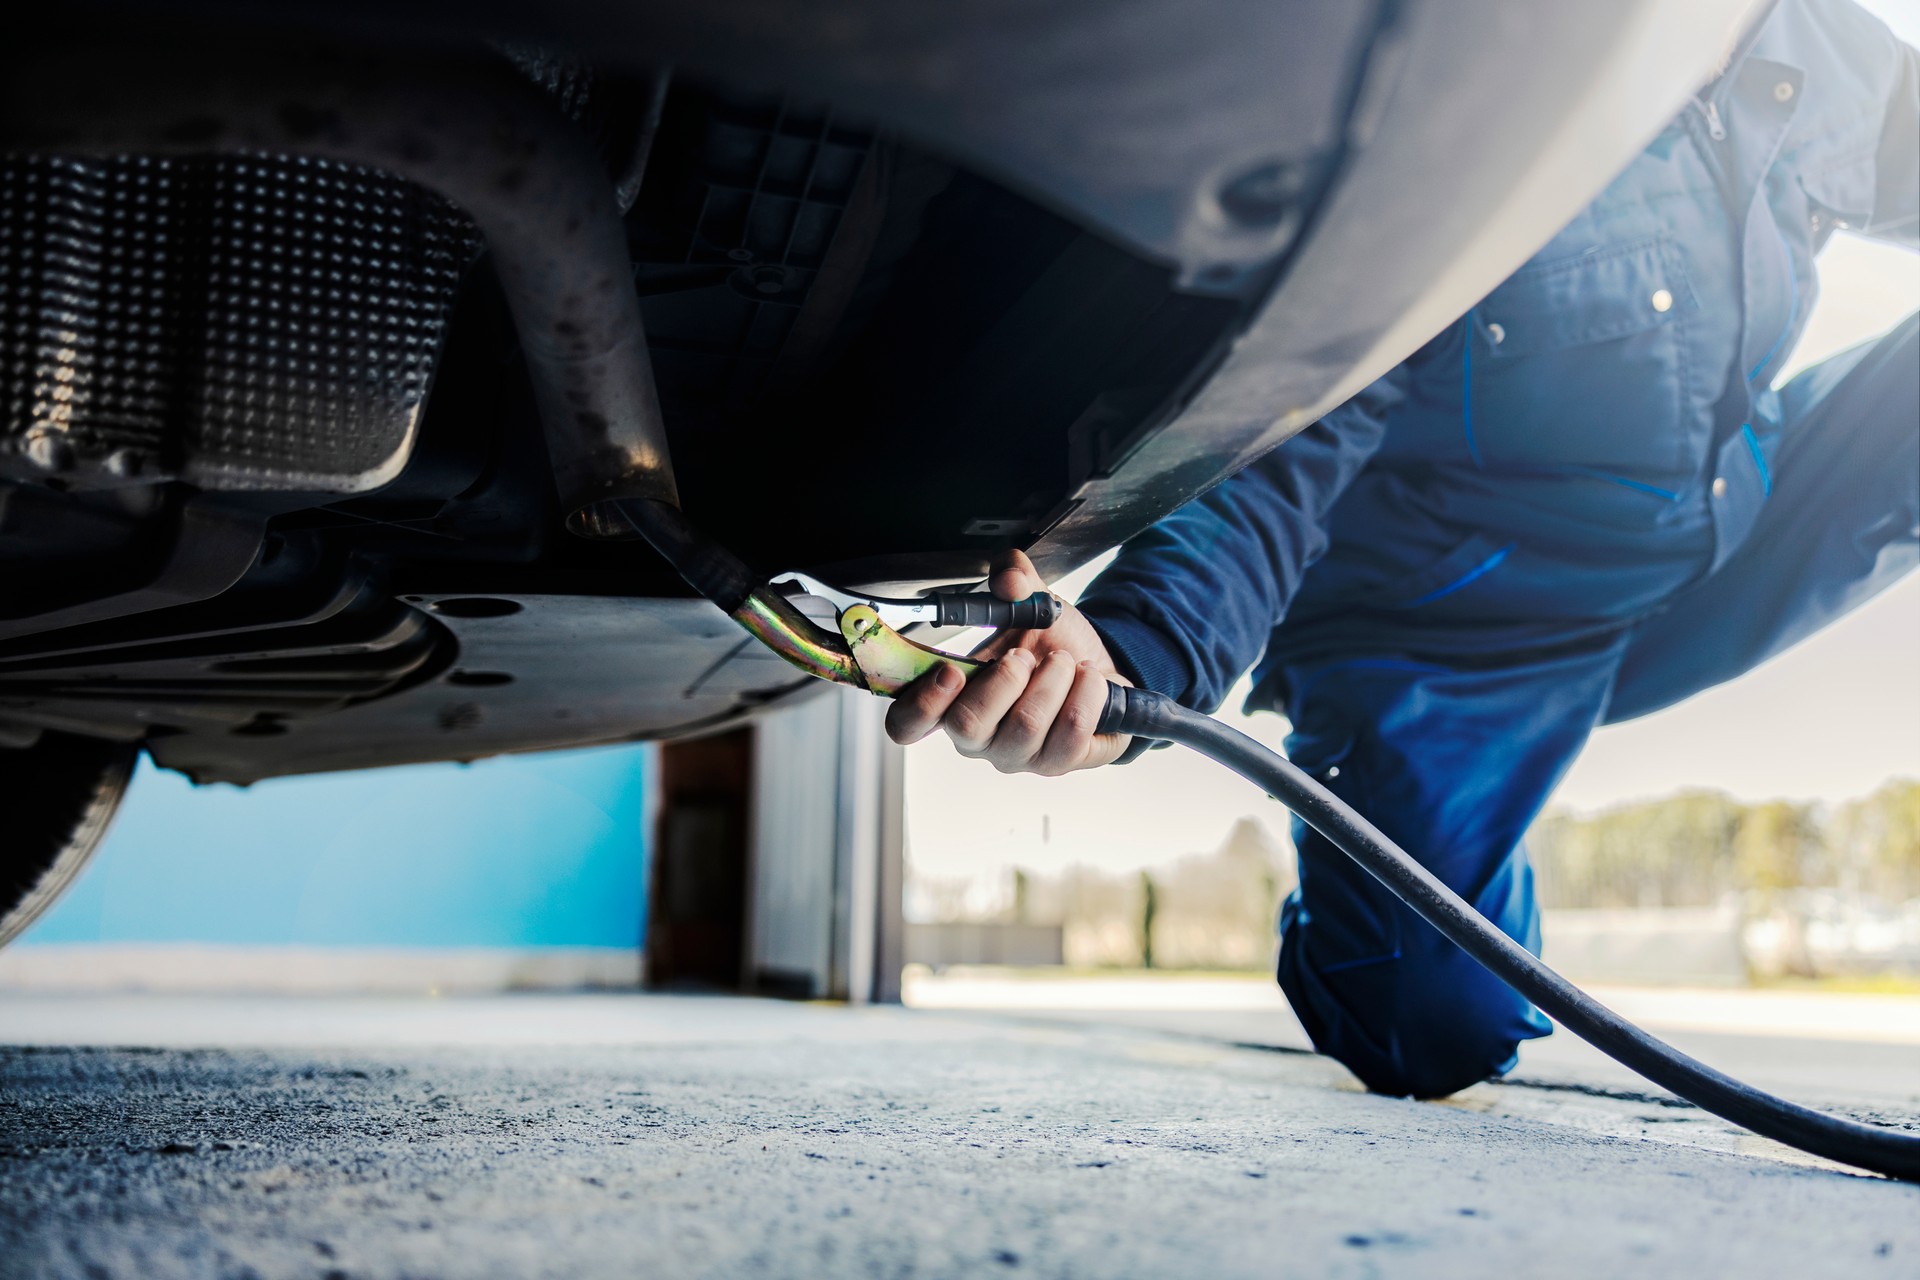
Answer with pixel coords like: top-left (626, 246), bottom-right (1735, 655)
top-left (1218, 160), bottom-right (1310, 229)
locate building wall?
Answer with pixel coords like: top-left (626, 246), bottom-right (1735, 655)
top-left (746, 690), bottom-right (903, 1002)
top-left (12, 745), bottom-right (651, 970)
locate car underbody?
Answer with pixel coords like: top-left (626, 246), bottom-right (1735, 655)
top-left (0, 0), bottom-right (1755, 801)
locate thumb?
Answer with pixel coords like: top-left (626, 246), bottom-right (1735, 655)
top-left (968, 549), bottom-right (1050, 659)
top-left (989, 547), bottom-right (1046, 601)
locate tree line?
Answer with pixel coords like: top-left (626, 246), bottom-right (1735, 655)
top-left (912, 779), bottom-right (1918, 970)
top-left (1529, 778), bottom-right (1920, 909)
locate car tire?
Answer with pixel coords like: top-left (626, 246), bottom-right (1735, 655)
top-left (0, 733), bottom-right (137, 949)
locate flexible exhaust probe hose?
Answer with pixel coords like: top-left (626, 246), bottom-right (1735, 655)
top-left (1096, 684), bottom-right (1920, 1181)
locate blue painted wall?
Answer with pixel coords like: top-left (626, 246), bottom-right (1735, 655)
top-left (18, 745), bottom-right (651, 948)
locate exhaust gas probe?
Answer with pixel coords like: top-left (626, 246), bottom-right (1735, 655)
top-left (615, 499), bottom-right (1920, 1182)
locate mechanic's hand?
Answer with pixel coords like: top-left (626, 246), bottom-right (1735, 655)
top-left (885, 549), bottom-right (1132, 775)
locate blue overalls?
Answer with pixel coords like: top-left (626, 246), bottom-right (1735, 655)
top-left (1078, 0), bottom-right (1920, 1097)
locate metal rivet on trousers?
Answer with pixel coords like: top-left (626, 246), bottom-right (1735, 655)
top-left (1712, 476), bottom-right (1729, 498)
top-left (1774, 81), bottom-right (1795, 102)
top-left (1651, 289), bottom-right (1673, 313)
top-left (1486, 322), bottom-right (1506, 345)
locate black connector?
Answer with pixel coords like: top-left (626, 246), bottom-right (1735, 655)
top-left (932, 591), bottom-right (1061, 630)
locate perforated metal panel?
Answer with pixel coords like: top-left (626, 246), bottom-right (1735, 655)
top-left (0, 152), bottom-right (476, 492)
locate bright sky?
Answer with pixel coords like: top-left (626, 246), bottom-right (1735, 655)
top-left (1869, 0), bottom-right (1920, 44)
top-left (907, 228), bottom-right (1920, 890)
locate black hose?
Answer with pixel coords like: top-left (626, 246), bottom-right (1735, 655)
top-left (1097, 684), bottom-right (1920, 1182)
top-left (598, 499), bottom-right (760, 613)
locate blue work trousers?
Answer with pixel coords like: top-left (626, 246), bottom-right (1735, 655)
top-left (1272, 315), bottom-right (1919, 1097)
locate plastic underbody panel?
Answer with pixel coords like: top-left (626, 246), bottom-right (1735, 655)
top-left (143, 596), bottom-right (811, 785)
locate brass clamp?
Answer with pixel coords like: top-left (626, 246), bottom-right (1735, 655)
top-left (725, 571), bottom-right (1060, 697)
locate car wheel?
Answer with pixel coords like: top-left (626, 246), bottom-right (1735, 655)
top-left (0, 733), bottom-right (137, 949)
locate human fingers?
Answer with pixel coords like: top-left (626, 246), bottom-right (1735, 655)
top-left (989, 547), bottom-right (1045, 601)
top-left (941, 648), bottom-right (1038, 756)
top-left (885, 662), bottom-right (966, 745)
top-left (1030, 665), bottom-right (1131, 775)
top-left (966, 625), bottom-right (1037, 661)
top-left (983, 649), bottom-right (1079, 771)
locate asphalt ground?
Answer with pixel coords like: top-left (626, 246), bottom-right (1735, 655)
top-left (2, 992), bottom-right (1916, 1279)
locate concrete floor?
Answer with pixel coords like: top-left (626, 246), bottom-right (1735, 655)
top-left (906, 972), bottom-right (1920, 1105)
top-left (1, 993), bottom-right (1916, 1280)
